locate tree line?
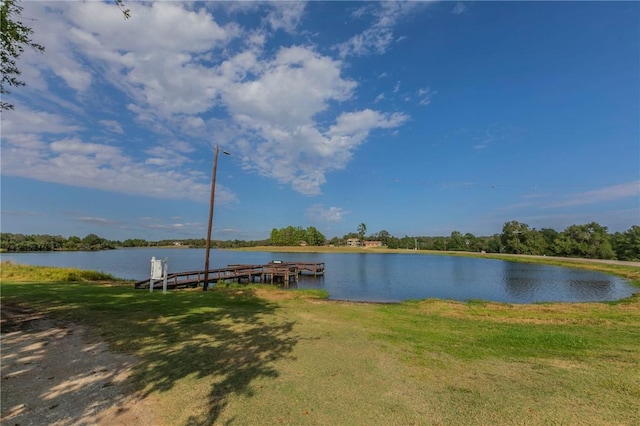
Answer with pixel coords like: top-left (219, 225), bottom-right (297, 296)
top-left (0, 233), bottom-right (116, 252)
top-left (335, 221), bottom-right (637, 261)
top-left (0, 234), bottom-right (268, 252)
top-left (1, 221), bottom-right (638, 261)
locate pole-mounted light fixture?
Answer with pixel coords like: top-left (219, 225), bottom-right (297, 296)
top-left (203, 145), bottom-right (230, 291)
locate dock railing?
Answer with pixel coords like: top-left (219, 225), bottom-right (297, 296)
top-left (134, 261), bottom-right (325, 290)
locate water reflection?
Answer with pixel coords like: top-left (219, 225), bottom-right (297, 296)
top-left (502, 262), bottom-right (544, 301)
top-left (2, 249), bottom-right (635, 304)
top-left (501, 261), bottom-right (619, 303)
top-left (567, 279), bottom-right (614, 300)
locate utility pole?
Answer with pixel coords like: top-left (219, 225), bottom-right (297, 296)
top-left (203, 146), bottom-right (230, 291)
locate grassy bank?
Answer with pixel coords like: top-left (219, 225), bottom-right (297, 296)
top-left (2, 262), bottom-right (639, 425)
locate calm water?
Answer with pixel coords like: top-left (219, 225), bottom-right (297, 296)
top-left (2, 248), bottom-right (636, 303)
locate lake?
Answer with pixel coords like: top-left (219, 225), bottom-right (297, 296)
top-left (2, 248), bottom-right (636, 304)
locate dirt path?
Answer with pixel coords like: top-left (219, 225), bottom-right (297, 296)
top-left (1, 305), bottom-right (156, 426)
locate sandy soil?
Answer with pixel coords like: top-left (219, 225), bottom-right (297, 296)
top-left (1, 305), bottom-right (156, 426)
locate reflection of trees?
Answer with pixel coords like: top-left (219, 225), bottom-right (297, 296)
top-left (502, 261), bottom-right (541, 301)
top-left (357, 253), bottom-right (368, 288)
top-left (567, 279), bottom-right (613, 300)
top-left (502, 262), bottom-right (618, 302)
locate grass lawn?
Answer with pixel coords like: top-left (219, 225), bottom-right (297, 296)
top-left (1, 261), bottom-right (639, 425)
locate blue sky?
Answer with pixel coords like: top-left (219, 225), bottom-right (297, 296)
top-left (1, 1), bottom-right (639, 241)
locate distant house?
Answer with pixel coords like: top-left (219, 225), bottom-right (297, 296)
top-left (346, 238), bottom-right (362, 247)
top-left (363, 240), bottom-right (383, 248)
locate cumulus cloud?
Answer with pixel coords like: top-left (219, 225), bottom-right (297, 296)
top-left (223, 47), bottom-right (408, 195)
top-left (1, 109), bottom-right (236, 204)
top-left (22, 1), bottom-right (239, 118)
top-left (10, 2), bottom-right (411, 200)
top-left (264, 2), bottom-right (306, 33)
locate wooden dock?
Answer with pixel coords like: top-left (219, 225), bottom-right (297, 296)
top-left (134, 261), bottom-right (325, 290)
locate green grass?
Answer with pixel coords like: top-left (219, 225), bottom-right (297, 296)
top-left (2, 261), bottom-right (639, 425)
top-left (0, 261), bottom-right (120, 282)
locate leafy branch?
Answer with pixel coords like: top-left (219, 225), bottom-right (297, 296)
top-left (114, 0), bottom-right (131, 19)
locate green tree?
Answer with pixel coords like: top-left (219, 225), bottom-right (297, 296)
top-left (464, 232), bottom-right (481, 252)
top-left (448, 231), bottom-right (465, 251)
top-left (269, 228), bottom-right (282, 246)
top-left (357, 223), bottom-right (367, 241)
top-left (1, 0), bottom-right (45, 110)
top-left (432, 237), bottom-right (446, 251)
top-left (539, 228), bottom-right (559, 255)
top-left (553, 222), bottom-right (615, 259)
top-left (486, 234), bottom-right (502, 253)
top-left (610, 226), bottom-right (640, 261)
top-left (500, 221), bottom-right (546, 255)
top-left (371, 229), bottom-right (391, 246)
top-left (305, 226), bottom-right (325, 246)
top-left (269, 226), bottom-right (311, 246)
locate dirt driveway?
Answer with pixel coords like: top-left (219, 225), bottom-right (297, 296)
top-left (1, 305), bottom-right (156, 426)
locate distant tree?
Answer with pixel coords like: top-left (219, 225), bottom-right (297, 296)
top-left (553, 222), bottom-right (615, 259)
top-left (357, 223), bottom-right (367, 241)
top-left (463, 232), bottom-right (481, 252)
top-left (448, 231), bottom-right (465, 251)
top-left (305, 226), bottom-right (325, 246)
top-left (500, 221), bottom-right (546, 255)
top-left (539, 228), bottom-right (559, 255)
top-left (122, 238), bottom-right (148, 247)
top-left (269, 225), bottom-right (320, 246)
top-left (385, 235), bottom-right (402, 249)
top-left (329, 236), bottom-right (342, 246)
top-left (269, 228), bottom-right (282, 245)
top-left (0, 233), bottom-right (114, 251)
top-left (610, 226), bottom-right (640, 261)
top-left (485, 234), bottom-right (502, 253)
top-left (432, 237), bottom-right (446, 251)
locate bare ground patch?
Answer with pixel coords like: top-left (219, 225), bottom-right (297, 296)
top-left (1, 304), bottom-right (156, 426)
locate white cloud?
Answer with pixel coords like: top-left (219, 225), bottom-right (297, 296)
top-left (306, 204), bottom-right (349, 223)
top-left (1, 105), bottom-right (82, 135)
top-left (221, 46), bottom-right (409, 195)
top-left (9, 2), bottom-right (412, 200)
top-left (417, 87), bottom-right (437, 106)
top-left (224, 46), bottom-right (356, 129)
top-left (452, 2), bottom-right (468, 15)
top-left (335, 1), bottom-right (424, 58)
top-left (99, 119), bottom-right (124, 134)
top-left (1, 111), bottom-right (236, 204)
top-left (75, 216), bottom-right (122, 227)
top-left (549, 181), bottom-right (640, 208)
top-left (22, 1), bottom-right (240, 118)
top-left (265, 2), bottom-right (306, 33)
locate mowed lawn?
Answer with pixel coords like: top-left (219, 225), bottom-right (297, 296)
top-left (1, 262), bottom-right (639, 425)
